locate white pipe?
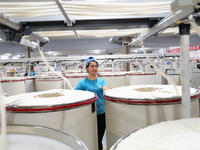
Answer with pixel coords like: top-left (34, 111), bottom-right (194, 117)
top-left (0, 13), bottom-right (20, 30)
top-left (180, 35), bottom-right (191, 118)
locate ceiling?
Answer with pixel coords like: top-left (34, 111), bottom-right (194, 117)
top-left (0, 0), bottom-right (200, 59)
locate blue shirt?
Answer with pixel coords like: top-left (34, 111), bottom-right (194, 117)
top-left (74, 77), bottom-right (107, 115)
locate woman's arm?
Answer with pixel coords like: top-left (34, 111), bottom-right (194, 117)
top-left (102, 86), bottom-right (109, 92)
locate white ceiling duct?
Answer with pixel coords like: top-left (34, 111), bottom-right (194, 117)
top-left (0, 1), bottom-right (171, 19)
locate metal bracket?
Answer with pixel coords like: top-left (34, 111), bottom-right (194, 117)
top-left (39, 41), bottom-right (46, 48)
top-left (6, 29), bottom-right (16, 41)
top-left (55, 0), bottom-right (74, 27)
top-left (64, 20), bottom-right (75, 26)
top-left (19, 22), bottom-right (32, 35)
top-left (6, 29), bottom-right (22, 43)
top-left (179, 23), bottom-right (190, 35)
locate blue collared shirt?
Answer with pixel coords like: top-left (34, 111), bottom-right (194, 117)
top-left (74, 77), bottom-right (107, 115)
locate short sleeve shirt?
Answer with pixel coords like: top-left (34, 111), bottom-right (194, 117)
top-left (74, 77), bottom-right (107, 115)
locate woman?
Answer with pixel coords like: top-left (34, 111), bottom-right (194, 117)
top-left (75, 56), bottom-right (109, 150)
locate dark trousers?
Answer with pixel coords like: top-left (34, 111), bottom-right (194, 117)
top-left (97, 113), bottom-right (106, 150)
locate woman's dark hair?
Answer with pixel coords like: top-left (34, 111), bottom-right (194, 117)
top-left (86, 60), bottom-right (98, 72)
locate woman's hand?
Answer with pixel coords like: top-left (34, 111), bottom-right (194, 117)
top-left (102, 86), bottom-right (109, 92)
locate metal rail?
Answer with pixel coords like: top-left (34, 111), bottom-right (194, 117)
top-left (54, 0), bottom-right (72, 26)
top-left (129, 0), bottom-right (194, 46)
top-left (0, 53), bottom-right (180, 64)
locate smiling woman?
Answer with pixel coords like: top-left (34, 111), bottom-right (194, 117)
top-left (75, 56), bottom-right (109, 150)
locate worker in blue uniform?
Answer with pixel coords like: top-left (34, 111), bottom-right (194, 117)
top-left (75, 56), bottom-right (109, 150)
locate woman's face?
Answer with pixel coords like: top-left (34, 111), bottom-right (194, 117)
top-left (87, 61), bottom-right (98, 75)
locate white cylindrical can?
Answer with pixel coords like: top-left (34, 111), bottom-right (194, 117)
top-left (64, 73), bottom-right (88, 89)
top-left (1, 125), bottom-right (88, 150)
top-left (126, 72), bottom-right (157, 86)
top-left (98, 72), bottom-right (126, 88)
top-left (25, 77), bottom-right (35, 93)
top-left (4, 89), bottom-right (98, 150)
top-left (0, 77), bottom-right (26, 96)
top-left (35, 76), bottom-right (63, 92)
top-left (167, 74), bottom-right (181, 85)
top-left (110, 118), bottom-right (200, 150)
top-left (103, 85), bottom-right (200, 149)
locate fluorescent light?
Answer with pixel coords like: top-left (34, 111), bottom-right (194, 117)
top-left (12, 55), bottom-right (21, 59)
top-left (3, 53), bottom-right (11, 56)
top-left (1, 55), bottom-right (9, 59)
top-left (48, 51), bottom-right (54, 55)
top-left (92, 49), bottom-right (106, 54)
top-left (12, 56), bottom-right (18, 59)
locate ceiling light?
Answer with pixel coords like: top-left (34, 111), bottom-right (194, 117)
top-left (3, 53), bottom-right (11, 56)
top-left (16, 55), bottom-right (21, 57)
top-left (12, 55), bottom-right (21, 59)
top-left (48, 51), bottom-right (54, 55)
top-left (92, 49), bottom-right (106, 54)
top-left (12, 56), bottom-right (18, 59)
top-left (1, 55), bottom-right (9, 59)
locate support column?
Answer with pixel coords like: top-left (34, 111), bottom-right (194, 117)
top-left (25, 46), bottom-right (31, 76)
top-left (24, 46), bottom-right (30, 58)
top-left (179, 23), bottom-right (191, 118)
top-left (122, 37), bottom-right (130, 71)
